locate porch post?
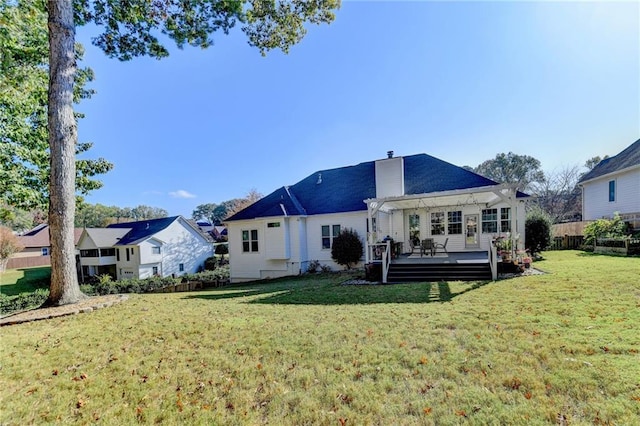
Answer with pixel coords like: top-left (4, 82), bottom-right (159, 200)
top-left (366, 203), bottom-right (372, 264)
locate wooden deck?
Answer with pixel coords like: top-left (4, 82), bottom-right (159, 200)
top-left (392, 251), bottom-right (489, 265)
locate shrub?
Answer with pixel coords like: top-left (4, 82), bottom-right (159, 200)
top-left (525, 208), bottom-right (552, 256)
top-left (306, 260), bottom-right (321, 274)
top-left (583, 213), bottom-right (630, 246)
top-left (215, 244), bottom-right (228, 258)
top-left (331, 228), bottom-right (364, 270)
top-left (204, 256), bottom-right (217, 271)
top-left (0, 289), bottom-right (49, 315)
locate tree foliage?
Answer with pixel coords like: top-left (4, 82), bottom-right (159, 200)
top-left (525, 207), bottom-right (552, 256)
top-left (331, 228), bottom-right (363, 270)
top-left (192, 189), bottom-right (263, 224)
top-left (75, 202), bottom-right (168, 227)
top-left (474, 152), bottom-right (545, 193)
top-left (0, 0), bottom-right (113, 214)
top-left (531, 164), bottom-right (582, 223)
top-left (0, 226), bottom-right (24, 272)
top-left (584, 155), bottom-right (608, 171)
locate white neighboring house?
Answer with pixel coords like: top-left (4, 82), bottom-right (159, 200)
top-left (225, 152), bottom-right (529, 283)
top-left (579, 139), bottom-right (640, 229)
top-left (77, 216), bottom-right (214, 281)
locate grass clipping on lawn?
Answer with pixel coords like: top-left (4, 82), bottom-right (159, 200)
top-left (1, 251), bottom-right (639, 424)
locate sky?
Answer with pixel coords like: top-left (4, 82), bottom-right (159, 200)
top-left (75, 1), bottom-right (640, 218)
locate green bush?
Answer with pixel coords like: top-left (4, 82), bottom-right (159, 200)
top-left (525, 208), bottom-right (552, 256)
top-left (583, 213), bottom-right (630, 246)
top-left (331, 228), bottom-right (364, 270)
top-left (204, 256), bottom-right (217, 271)
top-left (0, 289), bottom-right (49, 315)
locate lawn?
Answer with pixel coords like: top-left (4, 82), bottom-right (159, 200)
top-left (0, 266), bottom-right (50, 296)
top-left (0, 251), bottom-right (638, 425)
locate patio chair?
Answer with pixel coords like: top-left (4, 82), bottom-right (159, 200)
top-left (421, 238), bottom-right (434, 257)
top-left (434, 238), bottom-right (448, 255)
top-left (409, 238), bottom-right (421, 255)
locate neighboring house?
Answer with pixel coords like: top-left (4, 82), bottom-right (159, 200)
top-left (7, 224), bottom-right (82, 269)
top-left (77, 216), bottom-right (213, 281)
top-left (212, 226), bottom-right (228, 241)
top-left (579, 138), bottom-right (640, 230)
top-left (225, 152), bottom-right (528, 283)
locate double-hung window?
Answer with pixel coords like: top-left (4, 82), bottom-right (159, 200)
top-left (431, 212), bottom-right (445, 235)
top-left (322, 225), bottom-right (341, 249)
top-left (481, 208), bottom-right (498, 233)
top-left (500, 208), bottom-right (511, 233)
top-left (447, 211), bottom-right (462, 235)
top-left (242, 230), bottom-right (259, 253)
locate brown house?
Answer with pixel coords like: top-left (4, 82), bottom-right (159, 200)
top-left (7, 224), bottom-right (83, 269)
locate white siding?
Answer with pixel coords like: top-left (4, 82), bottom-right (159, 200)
top-left (375, 157), bottom-right (404, 198)
top-left (264, 219), bottom-right (290, 260)
top-left (583, 169), bottom-right (640, 220)
top-left (306, 212), bottom-right (368, 270)
top-left (152, 218), bottom-right (213, 277)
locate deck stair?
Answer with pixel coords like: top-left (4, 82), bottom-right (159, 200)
top-left (386, 261), bottom-right (491, 283)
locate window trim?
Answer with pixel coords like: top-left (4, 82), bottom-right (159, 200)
top-left (430, 212), bottom-right (445, 235)
top-left (321, 224), bottom-right (341, 250)
top-left (447, 211), bottom-right (463, 235)
top-left (608, 180), bottom-right (616, 202)
top-left (481, 208), bottom-right (498, 234)
top-left (41, 247), bottom-right (49, 256)
top-left (242, 229), bottom-right (259, 253)
top-left (500, 207), bottom-right (511, 233)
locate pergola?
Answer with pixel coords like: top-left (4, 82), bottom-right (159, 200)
top-left (363, 184), bottom-right (524, 264)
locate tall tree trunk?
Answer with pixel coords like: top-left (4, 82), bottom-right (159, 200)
top-left (45, 0), bottom-right (86, 306)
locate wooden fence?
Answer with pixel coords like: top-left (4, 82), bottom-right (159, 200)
top-left (549, 235), bottom-right (584, 251)
top-left (594, 238), bottom-right (640, 256)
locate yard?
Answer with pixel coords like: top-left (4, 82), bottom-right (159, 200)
top-left (0, 251), bottom-right (638, 425)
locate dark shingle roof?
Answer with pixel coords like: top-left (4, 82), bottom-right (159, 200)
top-left (579, 139), bottom-right (640, 183)
top-left (107, 216), bottom-right (179, 245)
top-left (226, 153), bottom-right (516, 222)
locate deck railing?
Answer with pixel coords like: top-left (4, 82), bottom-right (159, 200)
top-left (488, 243), bottom-right (498, 281)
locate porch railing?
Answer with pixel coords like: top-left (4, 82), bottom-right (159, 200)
top-left (488, 243), bottom-right (498, 281)
top-left (368, 241), bottom-right (391, 283)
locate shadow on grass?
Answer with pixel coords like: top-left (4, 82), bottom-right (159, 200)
top-left (184, 275), bottom-right (494, 306)
top-left (0, 267), bottom-right (51, 296)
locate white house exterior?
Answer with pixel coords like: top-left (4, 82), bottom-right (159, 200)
top-left (226, 152), bottom-right (528, 283)
top-left (579, 139), bottom-right (640, 229)
top-left (77, 216), bottom-right (214, 281)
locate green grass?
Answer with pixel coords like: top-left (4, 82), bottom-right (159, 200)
top-left (0, 266), bottom-right (51, 296)
top-left (1, 251), bottom-right (638, 425)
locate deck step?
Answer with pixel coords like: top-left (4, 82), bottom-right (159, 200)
top-left (387, 262), bottom-right (491, 282)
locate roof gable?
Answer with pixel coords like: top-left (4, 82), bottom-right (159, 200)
top-left (579, 138), bottom-right (640, 183)
top-left (81, 228), bottom-right (131, 248)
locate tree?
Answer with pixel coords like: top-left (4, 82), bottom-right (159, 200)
top-left (525, 207), bottom-right (552, 257)
top-left (531, 164), bottom-right (582, 223)
top-left (331, 228), bottom-right (363, 270)
top-left (474, 152), bottom-right (545, 193)
top-left (0, 0), bottom-right (113, 217)
top-left (585, 155), bottom-right (609, 171)
top-left (43, 0), bottom-right (339, 306)
top-left (0, 226), bottom-right (24, 272)
top-left (193, 190), bottom-right (264, 225)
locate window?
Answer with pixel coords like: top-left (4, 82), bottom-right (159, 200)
top-left (152, 266), bottom-right (158, 275)
top-left (116, 249), bottom-right (120, 261)
top-left (126, 248), bottom-right (130, 261)
top-left (41, 248), bottom-right (49, 256)
top-left (409, 214), bottom-right (420, 243)
top-left (179, 263), bottom-right (184, 272)
top-left (447, 211), bottom-right (462, 235)
top-left (609, 180), bottom-right (616, 202)
top-left (481, 208), bottom-right (498, 233)
top-left (431, 212), bottom-right (445, 235)
top-left (242, 229), bottom-right (259, 252)
top-left (152, 246), bottom-right (161, 255)
top-left (80, 249), bottom-right (99, 258)
top-left (321, 224), bottom-right (341, 249)
top-left (100, 248), bottom-right (115, 257)
top-left (267, 222), bottom-right (281, 228)
top-left (500, 208), bottom-right (511, 233)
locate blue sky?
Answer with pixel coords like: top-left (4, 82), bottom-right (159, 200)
top-left (75, 1), bottom-right (639, 218)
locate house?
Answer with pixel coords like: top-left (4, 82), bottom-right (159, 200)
top-left (77, 216), bottom-right (214, 281)
top-left (7, 224), bottom-right (83, 269)
top-left (225, 152), bottom-right (528, 283)
top-left (579, 138), bottom-right (640, 230)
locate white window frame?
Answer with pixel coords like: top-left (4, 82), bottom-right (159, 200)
top-left (242, 229), bottom-right (259, 253)
top-left (321, 224), bottom-right (341, 249)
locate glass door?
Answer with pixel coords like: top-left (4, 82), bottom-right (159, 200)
top-left (465, 214), bottom-right (479, 249)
